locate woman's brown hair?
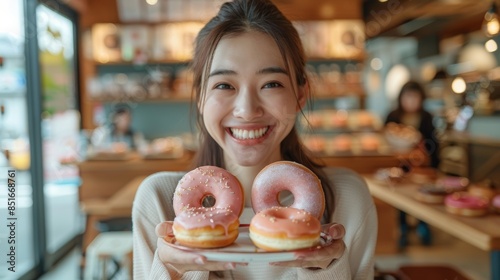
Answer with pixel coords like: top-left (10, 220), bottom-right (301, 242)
top-left (190, 0), bottom-right (334, 223)
top-left (394, 80), bottom-right (427, 118)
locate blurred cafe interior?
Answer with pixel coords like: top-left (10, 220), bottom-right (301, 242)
top-left (0, 0), bottom-right (499, 279)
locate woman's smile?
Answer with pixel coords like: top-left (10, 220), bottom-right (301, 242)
top-left (226, 125), bottom-right (274, 145)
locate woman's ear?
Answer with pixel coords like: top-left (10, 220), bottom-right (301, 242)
top-left (296, 79), bottom-right (309, 112)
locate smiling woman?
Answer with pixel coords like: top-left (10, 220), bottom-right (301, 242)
top-left (202, 31), bottom-right (302, 171)
top-left (132, 0), bottom-right (377, 279)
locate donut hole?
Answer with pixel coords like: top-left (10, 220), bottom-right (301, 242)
top-left (201, 195), bottom-right (216, 207)
top-left (278, 190), bottom-right (294, 207)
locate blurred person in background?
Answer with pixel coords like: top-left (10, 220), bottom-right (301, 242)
top-left (385, 81), bottom-right (440, 247)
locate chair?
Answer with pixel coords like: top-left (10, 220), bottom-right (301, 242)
top-left (84, 231), bottom-right (133, 280)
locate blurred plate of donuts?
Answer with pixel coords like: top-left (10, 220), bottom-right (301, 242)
top-left (165, 225), bottom-right (335, 263)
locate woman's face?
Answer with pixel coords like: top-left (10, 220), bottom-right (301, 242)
top-left (202, 31), bottom-right (305, 166)
top-left (401, 90), bottom-right (422, 113)
top-left (114, 112), bottom-right (131, 132)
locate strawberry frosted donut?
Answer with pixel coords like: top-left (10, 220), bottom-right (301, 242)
top-left (444, 192), bottom-right (489, 217)
top-left (172, 166), bottom-right (244, 248)
top-left (173, 207), bottom-right (239, 248)
top-left (249, 206), bottom-right (321, 251)
top-left (252, 161), bottom-right (325, 220)
top-left (173, 166), bottom-right (244, 216)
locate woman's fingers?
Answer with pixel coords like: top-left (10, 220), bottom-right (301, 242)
top-left (156, 237), bottom-right (248, 272)
top-left (155, 221), bottom-right (174, 238)
top-left (271, 239), bottom-right (346, 268)
top-left (176, 262), bottom-right (247, 272)
top-left (328, 223), bottom-right (345, 240)
top-left (157, 238), bottom-right (206, 264)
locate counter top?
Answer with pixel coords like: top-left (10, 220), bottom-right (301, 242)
top-left (78, 152), bottom-right (193, 201)
top-left (442, 131), bottom-right (500, 148)
top-left (364, 175), bottom-right (500, 251)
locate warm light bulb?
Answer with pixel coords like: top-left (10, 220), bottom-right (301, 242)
top-left (485, 39), bottom-right (498, 52)
top-left (146, 0), bottom-right (158, 5)
top-left (451, 77), bottom-right (467, 94)
top-left (370, 58), bottom-right (383, 70)
top-left (483, 3), bottom-right (500, 37)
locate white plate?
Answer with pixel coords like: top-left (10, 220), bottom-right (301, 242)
top-left (165, 224), bottom-right (334, 263)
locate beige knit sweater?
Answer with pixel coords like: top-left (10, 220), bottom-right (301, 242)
top-left (132, 167), bottom-right (377, 279)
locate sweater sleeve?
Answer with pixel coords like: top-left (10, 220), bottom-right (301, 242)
top-left (132, 172), bottom-right (210, 280)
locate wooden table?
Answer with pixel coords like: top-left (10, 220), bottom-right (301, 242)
top-left (364, 176), bottom-right (500, 280)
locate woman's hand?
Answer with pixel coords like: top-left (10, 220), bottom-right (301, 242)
top-left (155, 221), bottom-right (247, 273)
top-left (269, 223), bottom-right (346, 269)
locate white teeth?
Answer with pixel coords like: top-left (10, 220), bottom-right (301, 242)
top-left (230, 127), bottom-right (268, 140)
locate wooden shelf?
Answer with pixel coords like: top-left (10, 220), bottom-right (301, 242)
top-left (313, 91), bottom-right (365, 99)
top-left (94, 60), bottom-right (191, 66)
top-left (90, 95), bottom-right (191, 103)
top-left (307, 54), bottom-right (366, 62)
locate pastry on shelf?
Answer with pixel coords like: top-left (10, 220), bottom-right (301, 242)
top-left (330, 110), bottom-right (349, 128)
top-left (305, 112), bottom-right (323, 129)
top-left (355, 111), bottom-right (375, 129)
top-left (303, 135), bottom-right (326, 153)
top-left (384, 122), bottom-right (421, 151)
top-left (331, 134), bottom-right (352, 152)
top-left (359, 133), bottom-right (380, 151)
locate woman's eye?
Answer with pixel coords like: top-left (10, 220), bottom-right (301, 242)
top-left (214, 83), bottom-right (233, 90)
top-left (263, 82), bottom-right (282, 89)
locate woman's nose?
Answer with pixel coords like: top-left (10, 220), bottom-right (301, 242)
top-left (232, 88), bottom-right (264, 121)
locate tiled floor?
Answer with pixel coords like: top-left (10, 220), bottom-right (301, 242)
top-left (40, 226), bottom-right (489, 280)
top-left (375, 226), bottom-right (489, 280)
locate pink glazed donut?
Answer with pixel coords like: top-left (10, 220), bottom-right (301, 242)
top-left (444, 192), bottom-right (489, 217)
top-left (249, 206), bottom-right (321, 251)
top-left (173, 166), bottom-right (244, 217)
top-left (251, 161), bottom-right (325, 220)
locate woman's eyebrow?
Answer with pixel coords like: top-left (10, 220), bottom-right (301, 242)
top-left (209, 69), bottom-right (236, 77)
top-left (208, 66), bottom-right (288, 78)
top-left (257, 66), bottom-right (288, 75)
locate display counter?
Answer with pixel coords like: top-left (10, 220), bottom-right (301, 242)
top-left (79, 150), bottom-right (417, 202)
top-left (78, 152), bottom-right (194, 201)
top-left (364, 175), bottom-right (500, 279)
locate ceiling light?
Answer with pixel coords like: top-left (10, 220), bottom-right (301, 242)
top-left (485, 39), bottom-right (498, 52)
top-left (483, 2), bottom-right (500, 37)
top-left (451, 77), bottom-right (466, 94)
top-left (370, 58), bottom-right (383, 70)
top-left (146, 0), bottom-right (158, 5)
top-left (378, 0), bottom-right (388, 2)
